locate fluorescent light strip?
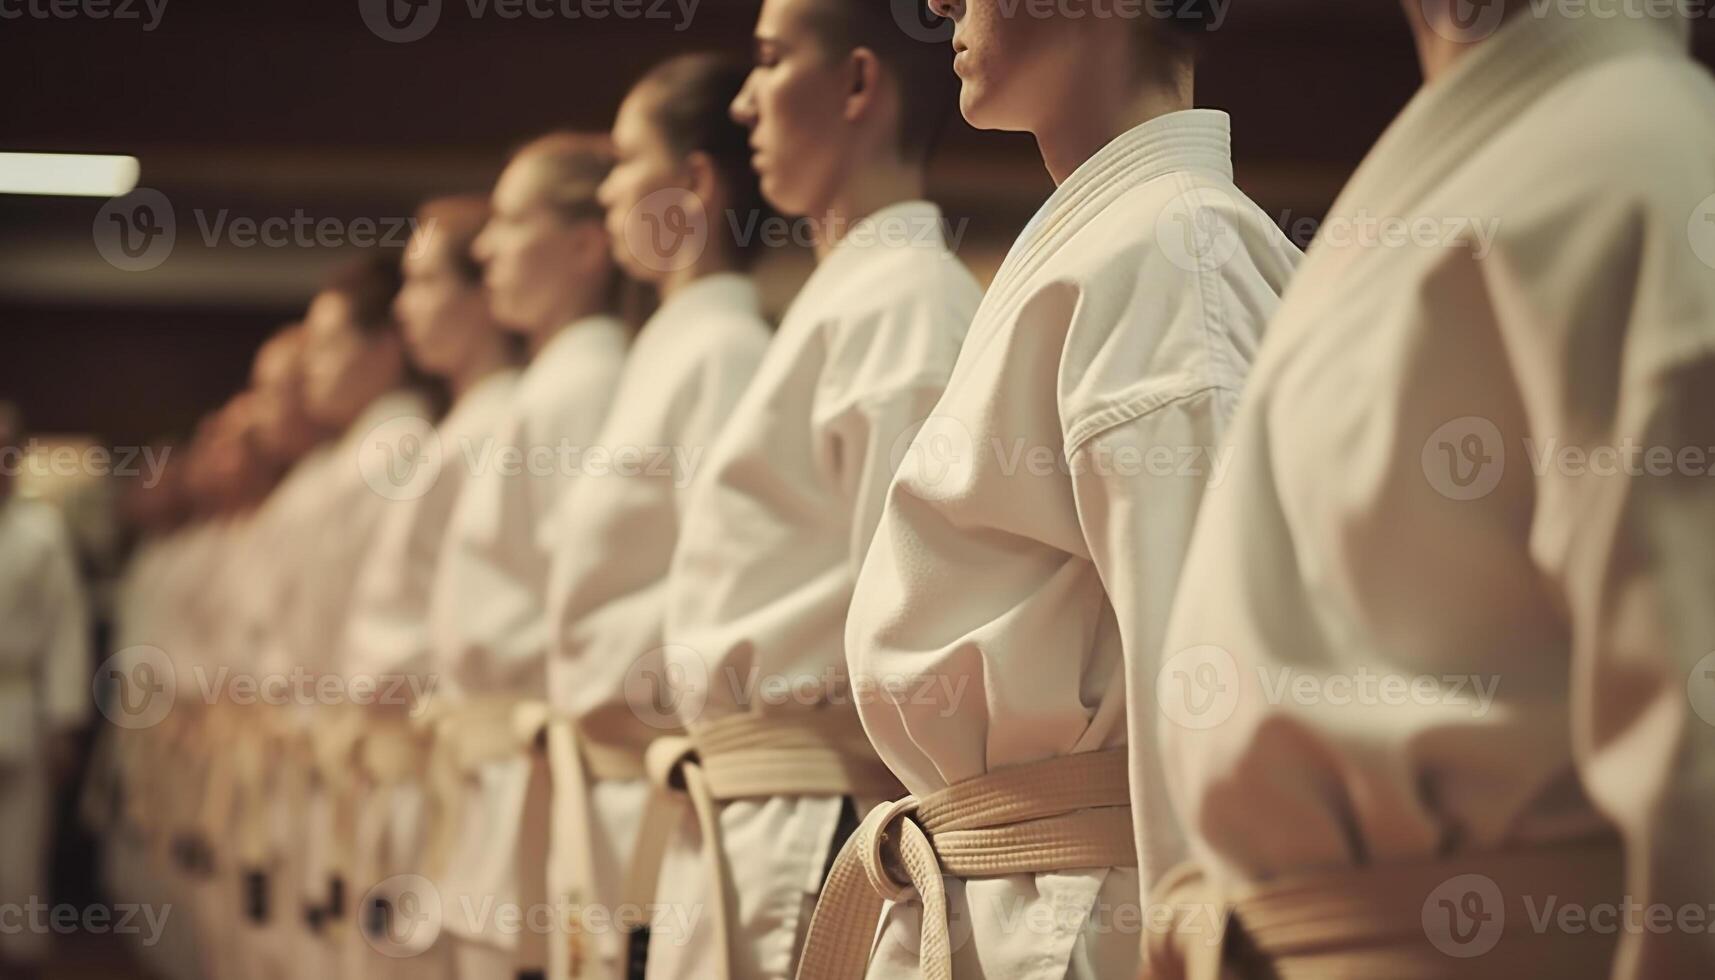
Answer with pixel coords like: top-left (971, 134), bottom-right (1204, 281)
top-left (0, 152), bottom-right (141, 197)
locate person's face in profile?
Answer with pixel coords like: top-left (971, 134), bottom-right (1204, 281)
top-left (598, 85), bottom-right (707, 283)
top-left (396, 224), bottom-right (494, 380)
top-left (929, 0), bottom-right (1088, 133)
top-left (731, 0), bottom-right (855, 219)
top-left (474, 154), bottom-right (609, 332)
top-left (302, 291), bottom-right (394, 427)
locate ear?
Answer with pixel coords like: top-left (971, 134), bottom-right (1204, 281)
top-left (682, 149), bottom-right (721, 214)
top-left (570, 219), bottom-right (610, 270)
top-left (845, 46), bottom-right (882, 124)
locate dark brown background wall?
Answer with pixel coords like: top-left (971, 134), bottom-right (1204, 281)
top-left (3, 1), bottom-right (1708, 445)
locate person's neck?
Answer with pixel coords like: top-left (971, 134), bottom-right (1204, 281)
top-left (1411, 0), bottom-right (1525, 82)
top-left (1034, 74), bottom-right (1191, 186)
top-left (339, 380), bottom-right (402, 431)
top-left (811, 157), bottom-right (926, 260)
top-left (658, 248), bottom-right (741, 303)
top-left (448, 337), bottom-right (512, 399)
top-left (527, 290), bottom-right (606, 355)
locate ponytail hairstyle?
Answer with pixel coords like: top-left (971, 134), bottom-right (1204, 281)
top-left (636, 53), bottom-right (775, 270)
top-left (508, 131), bottom-right (653, 328)
top-left (323, 251), bottom-right (448, 418)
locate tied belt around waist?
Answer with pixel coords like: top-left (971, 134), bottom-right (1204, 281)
top-left (1146, 835), bottom-right (1624, 980)
top-left (533, 715), bottom-right (650, 977)
top-left (621, 712), bottom-right (906, 980)
top-left (433, 697), bottom-right (536, 774)
top-left (361, 717), bottom-right (429, 786)
top-left (419, 698), bottom-right (544, 879)
top-left (794, 747), bottom-right (1136, 980)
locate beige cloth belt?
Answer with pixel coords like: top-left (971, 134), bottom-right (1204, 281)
top-left (538, 714), bottom-right (651, 977)
top-left (795, 747), bottom-right (1136, 980)
top-left (419, 697), bottom-right (541, 879)
top-left (621, 712), bottom-right (905, 980)
top-left (361, 715), bottom-right (429, 785)
top-left (228, 707), bottom-right (300, 867)
top-left (1146, 835), bottom-right (1624, 980)
top-left (433, 697), bottom-right (535, 774)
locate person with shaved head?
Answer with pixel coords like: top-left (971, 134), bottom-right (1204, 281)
top-left (622, 2), bottom-right (981, 977)
top-left (802, 1), bottom-right (1301, 978)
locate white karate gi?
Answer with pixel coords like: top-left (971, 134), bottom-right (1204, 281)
top-left (545, 273), bottom-right (771, 979)
top-left (845, 111), bottom-right (1301, 979)
top-left (104, 527), bottom-right (202, 979)
top-left (1158, 12), bottom-right (1715, 980)
top-left (427, 317), bottom-right (629, 976)
top-left (0, 494), bottom-right (91, 966)
top-left (224, 444), bottom-right (340, 980)
top-left (283, 388), bottom-right (433, 980)
top-left (341, 369), bottom-right (519, 980)
top-left (645, 202), bottom-right (981, 980)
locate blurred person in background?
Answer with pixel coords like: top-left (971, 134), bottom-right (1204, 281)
top-left (97, 440), bottom-right (193, 979)
top-left (173, 392), bottom-right (284, 980)
top-left (426, 133), bottom-right (634, 980)
top-left (0, 401), bottom-right (93, 980)
top-left (625, 0), bottom-right (981, 977)
top-left (214, 323), bottom-right (346, 980)
top-left (338, 195), bottom-right (523, 980)
top-left (534, 52), bottom-right (774, 980)
top-left (273, 252), bottom-right (435, 980)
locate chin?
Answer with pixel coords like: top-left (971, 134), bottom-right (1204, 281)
top-left (959, 84), bottom-right (1027, 135)
top-left (760, 176), bottom-right (805, 220)
top-left (958, 82), bottom-right (998, 130)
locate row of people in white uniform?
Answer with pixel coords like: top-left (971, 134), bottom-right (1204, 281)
top-left (89, 0), bottom-right (1715, 978)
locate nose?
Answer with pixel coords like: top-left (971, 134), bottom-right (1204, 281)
top-left (471, 222), bottom-right (495, 263)
top-left (730, 69), bottom-right (759, 129)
